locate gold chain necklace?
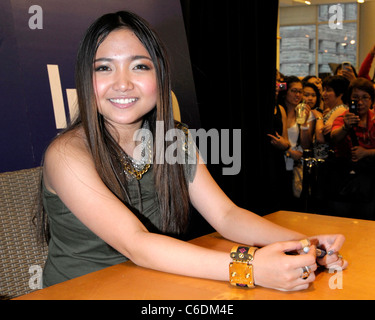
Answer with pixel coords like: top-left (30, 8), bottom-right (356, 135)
top-left (119, 121), bottom-right (152, 180)
top-left (120, 159), bottom-right (151, 180)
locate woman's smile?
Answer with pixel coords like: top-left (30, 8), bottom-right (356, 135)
top-left (108, 97), bottom-right (139, 109)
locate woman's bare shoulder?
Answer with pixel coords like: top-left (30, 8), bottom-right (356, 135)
top-left (43, 127), bottom-right (95, 192)
top-left (45, 127), bottom-right (90, 161)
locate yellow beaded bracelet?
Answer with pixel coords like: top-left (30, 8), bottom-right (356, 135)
top-left (229, 245), bottom-right (258, 288)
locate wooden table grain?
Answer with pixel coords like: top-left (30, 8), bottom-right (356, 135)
top-left (14, 211), bottom-right (375, 300)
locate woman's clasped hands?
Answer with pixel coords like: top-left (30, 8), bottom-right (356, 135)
top-left (252, 234), bottom-right (347, 291)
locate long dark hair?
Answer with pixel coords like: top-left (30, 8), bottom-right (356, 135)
top-left (40, 11), bottom-right (190, 239)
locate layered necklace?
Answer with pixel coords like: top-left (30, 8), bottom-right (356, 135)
top-left (118, 121), bottom-right (153, 180)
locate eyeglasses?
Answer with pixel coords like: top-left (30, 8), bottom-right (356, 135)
top-left (351, 95), bottom-right (371, 102)
top-left (290, 89), bottom-right (303, 94)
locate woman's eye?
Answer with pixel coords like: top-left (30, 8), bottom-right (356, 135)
top-left (95, 65), bottom-right (111, 72)
top-left (133, 64), bottom-right (151, 71)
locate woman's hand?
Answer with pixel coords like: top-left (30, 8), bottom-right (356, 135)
top-left (323, 122), bottom-right (333, 136)
top-left (343, 112), bottom-right (360, 129)
top-left (252, 240), bottom-right (317, 291)
top-left (304, 104), bottom-right (312, 120)
top-left (290, 149), bottom-right (303, 161)
top-left (341, 67), bottom-right (357, 82)
top-left (309, 234), bottom-right (348, 270)
top-left (267, 132), bottom-right (290, 151)
top-left (351, 146), bottom-right (369, 162)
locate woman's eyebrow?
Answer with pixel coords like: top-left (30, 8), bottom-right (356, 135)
top-left (93, 55), bottom-right (152, 63)
top-left (93, 57), bottom-right (113, 64)
top-left (130, 55), bottom-right (152, 61)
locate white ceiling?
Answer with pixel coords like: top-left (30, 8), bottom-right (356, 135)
top-left (279, 0), bottom-right (373, 7)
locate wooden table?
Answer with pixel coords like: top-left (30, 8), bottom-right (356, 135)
top-left (14, 211), bottom-right (375, 300)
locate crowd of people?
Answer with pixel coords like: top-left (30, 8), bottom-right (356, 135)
top-left (270, 45), bottom-right (375, 220)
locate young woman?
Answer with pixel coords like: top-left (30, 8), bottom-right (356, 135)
top-left (278, 76), bottom-right (315, 163)
top-left (277, 76), bottom-right (315, 206)
top-left (303, 82), bottom-right (321, 112)
top-left (303, 75), bottom-right (324, 111)
top-left (39, 11), bottom-right (347, 291)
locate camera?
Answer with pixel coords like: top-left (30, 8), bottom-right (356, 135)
top-left (349, 99), bottom-right (358, 115)
top-left (277, 82), bottom-right (287, 91)
top-left (342, 61), bottom-right (351, 71)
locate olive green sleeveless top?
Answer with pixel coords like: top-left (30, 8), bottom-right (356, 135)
top-left (42, 167), bottom-right (160, 287)
top-left (42, 122), bottom-right (196, 287)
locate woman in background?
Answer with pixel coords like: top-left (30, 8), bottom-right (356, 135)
top-left (314, 75), bottom-right (349, 159)
top-left (277, 76), bottom-right (315, 208)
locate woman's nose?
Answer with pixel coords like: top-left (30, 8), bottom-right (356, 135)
top-left (113, 71), bottom-right (133, 92)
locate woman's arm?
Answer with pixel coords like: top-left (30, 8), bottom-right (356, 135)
top-left (188, 157), bottom-right (347, 290)
top-left (189, 160), bottom-right (305, 246)
top-left (280, 105), bottom-right (289, 141)
top-left (189, 154), bottom-right (346, 272)
top-left (299, 106), bottom-right (315, 149)
top-left (267, 106), bottom-right (290, 151)
top-left (358, 45), bottom-right (375, 80)
top-left (300, 121), bottom-right (315, 149)
top-left (312, 110), bottom-right (325, 144)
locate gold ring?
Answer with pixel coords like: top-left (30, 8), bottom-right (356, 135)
top-left (301, 266), bottom-right (310, 280)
